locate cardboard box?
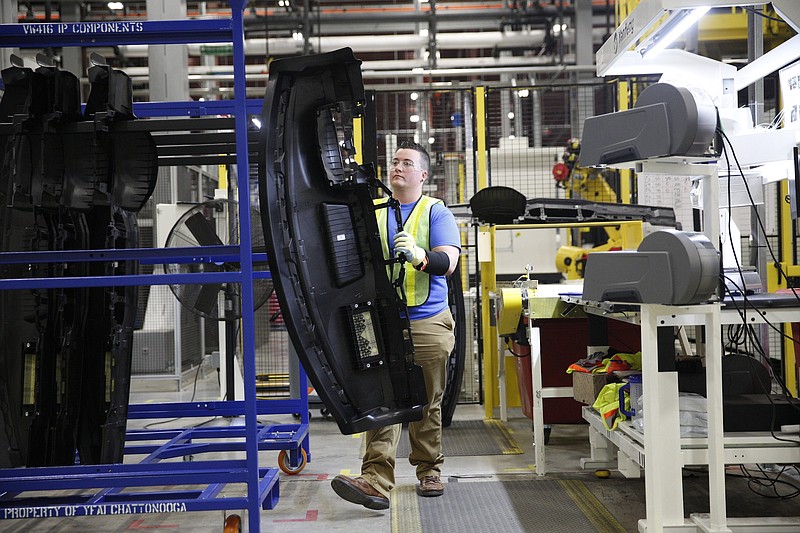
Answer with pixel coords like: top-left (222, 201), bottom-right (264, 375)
top-left (572, 372), bottom-right (610, 405)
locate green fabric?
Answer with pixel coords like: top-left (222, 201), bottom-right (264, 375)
top-left (592, 382), bottom-right (628, 430)
top-left (374, 195), bottom-right (442, 306)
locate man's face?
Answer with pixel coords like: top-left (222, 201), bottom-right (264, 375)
top-left (389, 148), bottom-right (427, 192)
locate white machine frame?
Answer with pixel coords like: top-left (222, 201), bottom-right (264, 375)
top-left (575, 2), bottom-right (800, 524)
top-left (597, 0), bottom-right (800, 82)
top-left (578, 301), bottom-right (800, 533)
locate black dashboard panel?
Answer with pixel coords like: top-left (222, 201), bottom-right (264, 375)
top-left (0, 57), bottom-right (154, 467)
top-left (259, 48), bottom-right (427, 434)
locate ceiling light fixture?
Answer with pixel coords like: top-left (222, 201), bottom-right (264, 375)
top-left (107, 1), bottom-right (124, 10)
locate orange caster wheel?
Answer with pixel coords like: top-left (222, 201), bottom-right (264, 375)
top-left (223, 514), bottom-right (242, 532)
top-left (278, 448), bottom-right (308, 475)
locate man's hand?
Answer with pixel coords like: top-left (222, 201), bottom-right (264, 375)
top-left (394, 231), bottom-right (426, 266)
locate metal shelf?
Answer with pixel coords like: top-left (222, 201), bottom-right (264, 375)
top-left (0, 3), bottom-right (306, 531)
top-left (578, 302), bottom-right (800, 532)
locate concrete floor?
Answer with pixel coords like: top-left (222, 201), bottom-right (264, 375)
top-left (2, 369), bottom-right (799, 532)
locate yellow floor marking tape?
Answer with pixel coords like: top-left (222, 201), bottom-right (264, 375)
top-left (484, 419), bottom-right (524, 454)
top-left (391, 484), bottom-right (422, 533)
top-left (501, 465), bottom-right (536, 473)
top-left (559, 479), bottom-right (627, 533)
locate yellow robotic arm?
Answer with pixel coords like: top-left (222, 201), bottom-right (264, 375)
top-left (552, 138), bottom-right (626, 279)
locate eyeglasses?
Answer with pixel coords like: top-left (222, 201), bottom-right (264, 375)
top-left (390, 159), bottom-right (419, 170)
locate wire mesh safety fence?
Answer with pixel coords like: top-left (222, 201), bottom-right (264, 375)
top-left (482, 82), bottom-right (618, 283)
top-left (484, 82), bottom-right (617, 197)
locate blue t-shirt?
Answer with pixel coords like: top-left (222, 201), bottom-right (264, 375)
top-left (387, 199), bottom-right (461, 320)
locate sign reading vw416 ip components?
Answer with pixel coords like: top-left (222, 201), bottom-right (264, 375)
top-left (0, 19), bottom-right (232, 47)
top-left (20, 21), bottom-right (145, 35)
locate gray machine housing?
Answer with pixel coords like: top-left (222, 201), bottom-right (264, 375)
top-left (582, 229), bottom-right (720, 305)
top-left (578, 83), bottom-right (718, 167)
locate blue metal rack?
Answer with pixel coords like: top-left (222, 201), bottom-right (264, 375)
top-left (0, 3), bottom-right (310, 531)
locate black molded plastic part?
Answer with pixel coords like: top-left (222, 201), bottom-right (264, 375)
top-left (77, 206), bottom-right (139, 464)
top-left (259, 47), bottom-right (427, 435)
top-left (321, 202), bottom-right (364, 287)
top-left (84, 63), bottom-right (134, 120)
top-left (441, 263), bottom-right (466, 428)
top-left (0, 58), bottom-right (151, 467)
top-left (469, 186), bottom-right (527, 224)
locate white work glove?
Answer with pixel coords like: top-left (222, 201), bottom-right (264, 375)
top-left (393, 231), bottom-right (426, 267)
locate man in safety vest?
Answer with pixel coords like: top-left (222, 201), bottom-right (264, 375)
top-left (331, 140), bottom-right (461, 510)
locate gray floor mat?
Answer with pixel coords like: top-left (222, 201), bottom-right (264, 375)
top-left (392, 478), bottom-right (626, 533)
top-left (396, 419), bottom-right (523, 458)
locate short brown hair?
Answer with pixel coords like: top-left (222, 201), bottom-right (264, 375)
top-left (397, 140), bottom-right (430, 172)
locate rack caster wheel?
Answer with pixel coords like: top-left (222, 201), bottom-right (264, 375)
top-left (223, 514), bottom-right (242, 532)
top-left (278, 448), bottom-right (308, 475)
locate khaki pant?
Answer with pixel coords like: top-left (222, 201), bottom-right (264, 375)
top-left (361, 308), bottom-right (456, 497)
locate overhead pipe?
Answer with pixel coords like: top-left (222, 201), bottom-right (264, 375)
top-left (35, 2), bottom-right (604, 23)
top-left (114, 52), bottom-right (581, 80)
top-left (114, 28), bottom-right (604, 58)
top-left (238, 4), bottom-right (619, 31)
top-left (127, 61), bottom-right (590, 94)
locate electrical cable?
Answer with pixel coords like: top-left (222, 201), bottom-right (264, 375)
top-left (143, 349), bottom-right (215, 429)
top-left (743, 6), bottom-right (790, 25)
top-left (767, 108), bottom-right (786, 130)
top-left (711, 127), bottom-right (800, 446)
top-left (683, 464), bottom-right (800, 500)
top-left (741, 464), bottom-right (800, 499)
top-left (504, 338), bottom-right (529, 357)
top-left (718, 128), bottom-right (800, 305)
top-left (721, 278), bottom-right (800, 446)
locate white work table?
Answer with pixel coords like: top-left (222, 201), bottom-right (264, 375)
top-left (562, 297), bottom-right (800, 533)
top-left (508, 283), bottom-right (587, 475)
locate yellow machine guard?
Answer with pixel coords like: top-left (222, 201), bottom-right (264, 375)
top-left (497, 288), bottom-right (524, 336)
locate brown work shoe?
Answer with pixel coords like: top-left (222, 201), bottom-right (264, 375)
top-left (331, 475), bottom-right (389, 510)
top-left (416, 475), bottom-right (444, 497)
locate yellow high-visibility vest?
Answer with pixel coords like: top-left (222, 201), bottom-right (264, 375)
top-left (375, 195), bottom-right (442, 306)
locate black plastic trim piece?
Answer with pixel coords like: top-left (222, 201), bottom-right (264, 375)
top-left (259, 48), bottom-right (427, 435)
